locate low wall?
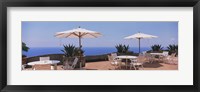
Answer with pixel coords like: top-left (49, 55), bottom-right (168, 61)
top-left (84, 54), bottom-right (109, 62)
top-left (27, 54), bottom-right (64, 64)
top-left (27, 54), bottom-right (109, 63)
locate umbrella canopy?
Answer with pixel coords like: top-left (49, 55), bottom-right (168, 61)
top-left (124, 32), bottom-right (158, 53)
top-left (124, 32), bottom-right (158, 39)
top-left (55, 27), bottom-right (102, 48)
top-left (55, 27), bottom-right (102, 38)
top-left (55, 27), bottom-right (102, 70)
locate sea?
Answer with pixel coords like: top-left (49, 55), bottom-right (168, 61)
top-left (23, 47), bottom-right (151, 57)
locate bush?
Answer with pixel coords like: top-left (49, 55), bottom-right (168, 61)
top-left (150, 44), bottom-right (163, 52)
top-left (61, 44), bottom-right (84, 57)
top-left (115, 44), bottom-right (124, 53)
top-left (22, 42), bottom-right (29, 52)
top-left (115, 44), bottom-right (132, 54)
top-left (167, 44), bottom-right (178, 55)
top-left (22, 42), bottom-right (29, 57)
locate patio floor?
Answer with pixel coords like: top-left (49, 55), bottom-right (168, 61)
top-left (24, 60), bottom-right (178, 70)
top-left (83, 61), bottom-right (178, 70)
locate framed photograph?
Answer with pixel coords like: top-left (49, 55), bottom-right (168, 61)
top-left (0, 0), bottom-right (199, 92)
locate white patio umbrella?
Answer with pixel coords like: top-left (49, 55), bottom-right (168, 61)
top-left (124, 32), bottom-right (158, 53)
top-left (55, 26), bottom-right (102, 69)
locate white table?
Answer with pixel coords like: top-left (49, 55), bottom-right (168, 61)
top-left (117, 56), bottom-right (137, 69)
top-left (150, 53), bottom-right (165, 62)
top-left (150, 53), bottom-right (164, 58)
top-left (27, 60), bottom-right (60, 70)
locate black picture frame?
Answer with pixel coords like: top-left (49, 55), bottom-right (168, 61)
top-left (0, 0), bottom-right (199, 92)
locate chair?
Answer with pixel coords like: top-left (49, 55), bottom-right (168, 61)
top-left (130, 55), bottom-right (144, 70)
top-left (148, 53), bottom-right (162, 63)
top-left (158, 51), bottom-right (169, 62)
top-left (142, 51), bottom-right (147, 55)
top-left (172, 57), bottom-right (178, 65)
top-left (63, 57), bottom-right (79, 70)
top-left (110, 53), bottom-right (122, 70)
top-left (111, 53), bottom-right (118, 59)
top-left (145, 53), bottom-right (154, 63)
top-left (108, 55), bottom-right (116, 66)
top-left (163, 53), bottom-right (177, 64)
top-left (170, 53), bottom-right (177, 64)
top-left (107, 55), bottom-right (112, 61)
top-left (40, 57), bottom-right (50, 61)
top-left (21, 64), bottom-right (26, 70)
top-left (33, 64), bottom-right (52, 70)
top-left (162, 51), bottom-right (169, 56)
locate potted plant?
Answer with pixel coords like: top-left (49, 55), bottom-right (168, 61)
top-left (61, 44), bottom-right (85, 68)
top-left (148, 44), bottom-right (164, 58)
top-left (115, 44), bottom-right (133, 55)
top-left (115, 44), bottom-right (124, 54)
top-left (167, 44), bottom-right (178, 56)
top-left (150, 44), bottom-right (163, 53)
top-left (22, 42), bottom-right (29, 64)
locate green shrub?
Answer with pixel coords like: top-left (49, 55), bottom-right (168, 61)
top-left (115, 44), bottom-right (131, 54)
top-left (61, 44), bottom-right (84, 57)
top-left (150, 44), bottom-right (163, 52)
top-left (22, 42), bottom-right (29, 57)
top-left (61, 44), bottom-right (85, 68)
top-left (115, 44), bottom-right (124, 53)
top-left (167, 44), bottom-right (178, 55)
top-left (22, 42), bottom-right (29, 52)
top-left (123, 45), bottom-right (129, 53)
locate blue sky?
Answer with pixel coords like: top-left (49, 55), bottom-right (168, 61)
top-left (22, 21), bottom-right (178, 48)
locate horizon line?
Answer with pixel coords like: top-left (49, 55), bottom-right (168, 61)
top-left (28, 46), bottom-right (154, 48)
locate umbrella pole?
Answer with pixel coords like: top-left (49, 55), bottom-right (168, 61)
top-left (79, 37), bottom-right (81, 48)
top-left (139, 38), bottom-right (141, 53)
top-left (78, 34), bottom-right (82, 70)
